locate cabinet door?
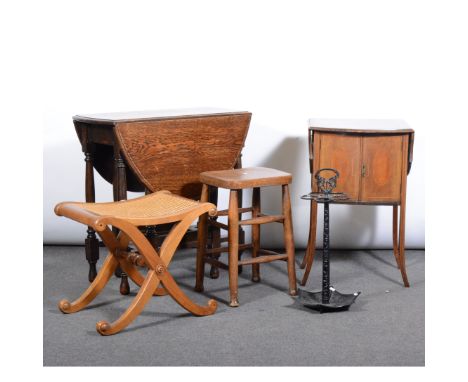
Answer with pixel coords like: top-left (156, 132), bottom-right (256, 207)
top-left (360, 135), bottom-right (402, 203)
top-left (316, 133), bottom-right (361, 201)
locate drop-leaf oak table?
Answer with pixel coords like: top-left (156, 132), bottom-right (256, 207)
top-left (72, 108), bottom-right (251, 291)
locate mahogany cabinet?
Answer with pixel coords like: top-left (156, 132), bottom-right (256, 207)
top-left (301, 120), bottom-right (415, 287)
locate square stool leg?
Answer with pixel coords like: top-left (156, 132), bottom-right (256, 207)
top-left (282, 184), bottom-right (297, 296)
top-left (228, 189), bottom-right (240, 307)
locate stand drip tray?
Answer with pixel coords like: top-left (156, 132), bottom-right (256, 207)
top-left (297, 287), bottom-right (361, 313)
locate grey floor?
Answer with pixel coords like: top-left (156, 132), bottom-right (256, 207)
top-left (43, 246), bottom-right (424, 366)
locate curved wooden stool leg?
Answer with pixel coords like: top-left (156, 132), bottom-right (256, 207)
top-left (101, 208), bottom-right (217, 333)
top-left (119, 259), bottom-right (168, 296)
top-left (117, 232), bottom-right (168, 296)
top-left (96, 270), bottom-right (159, 336)
top-left (126, 229), bottom-right (217, 316)
top-left (59, 254), bottom-right (119, 314)
top-left (162, 272), bottom-right (217, 316)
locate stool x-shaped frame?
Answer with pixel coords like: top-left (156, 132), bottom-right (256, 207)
top-left (55, 191), bottom-right (218, 335)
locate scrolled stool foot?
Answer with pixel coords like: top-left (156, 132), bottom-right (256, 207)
top-left (252, 275), bottom-right (261, 282)
top-left (208, 299), bottom-right (218, 313)
top-left (194, 284), bottom-right (204, 293)
top-left (289, 288), bottom-right (298, 296)
top-left (96, 321), bottom-right (111, 336)
top-left (58, 299), bottom-right (72, 313)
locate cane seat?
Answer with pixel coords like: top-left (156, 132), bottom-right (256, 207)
top-left (56, 191), bottom-right (207, 226)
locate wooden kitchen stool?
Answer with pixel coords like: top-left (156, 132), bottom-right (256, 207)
top-left (55, 191), bottom-right (218, 335)
top-left (195, 167), bottom-right (297, 307)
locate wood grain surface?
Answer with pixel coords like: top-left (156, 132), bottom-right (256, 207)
top-left (115, 114), bottom-right (251, 199)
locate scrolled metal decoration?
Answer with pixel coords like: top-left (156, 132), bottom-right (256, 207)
top-left (315, 168), bottom-right (339, 195)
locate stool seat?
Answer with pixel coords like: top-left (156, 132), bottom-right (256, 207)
top-left (55, 191), bottom-right (210, 227)
top-left (200, 167), bottom-right (292, 189)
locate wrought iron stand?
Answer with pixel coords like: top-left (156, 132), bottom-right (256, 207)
top-left (298, 168), bottom-right (360, 312)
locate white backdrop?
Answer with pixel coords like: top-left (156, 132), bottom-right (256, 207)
top-left (4, 0), bottom-right (466, 374)
top-left (42, 0), bottom-right (426, 248)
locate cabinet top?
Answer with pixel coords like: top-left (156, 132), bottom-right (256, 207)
top-left (73, 108), bottom-right (251, 124)
top-left (309, 118), bottom-right (415, 175)
top-left (308, 118), bottom-right (414, 134)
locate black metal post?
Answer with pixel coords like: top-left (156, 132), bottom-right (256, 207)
top-left (322, 201), bottom-right (330, 303)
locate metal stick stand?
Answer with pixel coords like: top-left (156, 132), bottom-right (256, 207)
top-left (297, 168), bottom-right (360, 313)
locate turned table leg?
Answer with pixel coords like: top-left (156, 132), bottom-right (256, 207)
top-left (84, 150), bottom-right (100, 282)
top-left (113, 144), bottom-right (130, 295)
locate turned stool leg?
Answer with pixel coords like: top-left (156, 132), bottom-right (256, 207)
top-left (282, 184), bottom-right (297, 296)
top-left (195, 184), bottom-right (209, 292)
top-left (208, 185), bottom-right (221, 279)
top-left (235, 156), bottom-right (244, 275)
top-left (228, 189), bottom-right (240, 307)
top-left (251, 187), bottom-right (261, 282)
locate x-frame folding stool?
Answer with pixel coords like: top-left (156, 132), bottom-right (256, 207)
top-left (55, 191), bottom-right (218, 335)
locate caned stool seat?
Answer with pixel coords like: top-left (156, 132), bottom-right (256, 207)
top-left (54, 191), bottom-right (218, 335)
top-left (196, 167), bottom-right (297, 307)
top-left (59, 191), bottom-right (205, 225)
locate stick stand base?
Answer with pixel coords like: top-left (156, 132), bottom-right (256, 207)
top-left (297, 287), bottom-right (360, 313)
